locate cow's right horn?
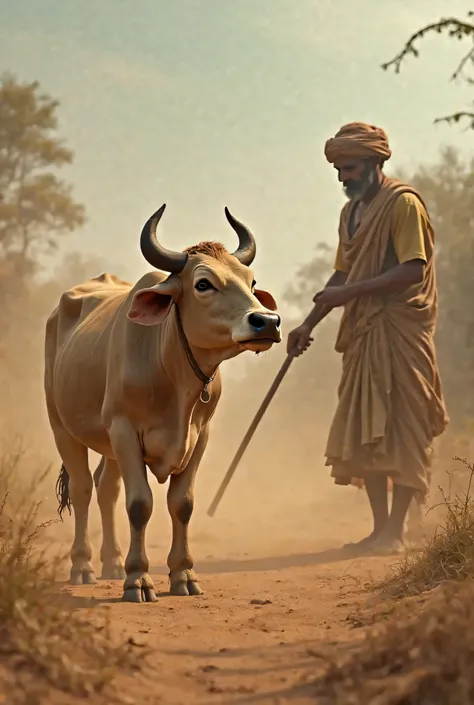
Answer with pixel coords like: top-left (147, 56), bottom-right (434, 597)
top-left (225, 207), bottom-right (257, 267)
top-left (140, 204), bottom-right (188, 273)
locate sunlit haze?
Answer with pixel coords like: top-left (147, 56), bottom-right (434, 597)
top-left (2, 0), bottom-right (472, 308)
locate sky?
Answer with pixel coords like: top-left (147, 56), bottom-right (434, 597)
top-left (1, 0), bottom-right (473, 306)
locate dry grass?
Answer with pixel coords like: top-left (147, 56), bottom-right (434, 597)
top-left (381, 458), bottom-right (474, 597)
top-left (0, 442), bottom-right (140, 704)
top-left (311, 458), bottom-right (474, 704)
top-left (313, 580), bottom-right (474, 705)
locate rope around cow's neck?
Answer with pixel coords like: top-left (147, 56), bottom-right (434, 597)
top-left (174, 304), bottom-right (217, 404)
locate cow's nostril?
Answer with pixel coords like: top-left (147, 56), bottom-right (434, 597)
top-left (248, 313), bottom-right (267, 331)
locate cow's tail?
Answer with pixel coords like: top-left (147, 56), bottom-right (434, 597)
top-left (93, 456), bottom-right (106, 489)
top-left (55, 463), bottom-right (72, 520)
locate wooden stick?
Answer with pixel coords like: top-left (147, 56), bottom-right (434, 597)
top-left (206, 354), bottom-right (294, 517)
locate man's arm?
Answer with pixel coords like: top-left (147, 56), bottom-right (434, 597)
top-left (348, 259), bottom-right (424, 297)
top-left (304, 269), bottom-right (348, 329)
top-left (315, 257), bottom-right (424, 309)
top-left (286, 231), bottom-right (349, 357)
top-left (286, 268), bottom-right (348, 356)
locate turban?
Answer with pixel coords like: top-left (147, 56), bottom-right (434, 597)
top-left (324, 122), bottom-right (392, 164)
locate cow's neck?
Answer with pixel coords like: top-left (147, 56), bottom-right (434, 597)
top-left (166, 306), bottom-right (244, 388)
top-left (173, 305), bottom-right (218, 385)
top-left (160, 307), bottom-right (238, 398)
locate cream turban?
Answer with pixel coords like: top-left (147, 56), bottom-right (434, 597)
top-left (324, 122), bottom-right (392, 164)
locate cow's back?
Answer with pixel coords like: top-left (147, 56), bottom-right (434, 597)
top-left (44, 273), bottom-right (132, 448)
top-left (47, 273), bottom-right (131, 353)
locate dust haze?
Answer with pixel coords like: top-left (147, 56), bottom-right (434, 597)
top-left (2, 0), bottom-right (473, 573)
top-left (4, 6), bottom-right (474, 705)
top-left (0, 255), bottom-right (370, 568)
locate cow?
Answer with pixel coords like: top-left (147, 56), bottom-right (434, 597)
top-left (44, 205), bottom-right (281, 602)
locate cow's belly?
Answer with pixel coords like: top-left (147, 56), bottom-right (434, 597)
top-left (56, 400), bottom-right (112, 457)
top-left (52, 328), bottom-right (110, 453)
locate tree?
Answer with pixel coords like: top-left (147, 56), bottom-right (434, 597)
top-left (398, 147), bottom-right (474, 425)
top-left (0, 74), bottom-right (89, 460)
top-left (382, 12), bottom-right (474, 129)
top-left (0, 73), bottom-right (85, 269)
top-left (283, 242), bottom-right (335, 312)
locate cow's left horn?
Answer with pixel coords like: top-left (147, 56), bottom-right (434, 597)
top-left (140, 204), bottom-right (188, 273)
top-left (224, 207), bottom-right (257, 267)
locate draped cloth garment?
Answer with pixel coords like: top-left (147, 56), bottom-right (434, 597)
top-left (325, 177), bottom-right (449, 494)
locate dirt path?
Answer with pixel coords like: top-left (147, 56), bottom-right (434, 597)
top-left (62, 550), bottom-right (399, 704)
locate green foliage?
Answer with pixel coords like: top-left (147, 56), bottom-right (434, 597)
top-left (382, 12), bottom-right (474, 128)
top-left (0, 73), bottom-right (85, 266)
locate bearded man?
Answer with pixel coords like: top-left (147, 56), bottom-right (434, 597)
top-left (287, 122), bottom-right (449, 556)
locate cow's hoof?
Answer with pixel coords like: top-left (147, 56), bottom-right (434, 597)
top-left (170, 581), bottom-right (189, 596)
top-left (82, 571), bottom-right (98, 585)
top-left (69, 565), bottom-right (97, 586)
top-left (169, 570), bottom-right (203, 596)
top-left (122, 573), bottom-right (157, 603)
top-left (101, 561), bottom-right (126, 580)
top-left (122, 587), bottom-right (157, 603)
top-left (187, 580), bottom-right (203, 596)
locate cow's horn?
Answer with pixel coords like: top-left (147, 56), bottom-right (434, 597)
top-left (140, 204), bottom-right (188, 273)
top-left (224, 207), bottom-right (257, 267)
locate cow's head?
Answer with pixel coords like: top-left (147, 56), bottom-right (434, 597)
top-left (127, 205), bottom-right (281, 355)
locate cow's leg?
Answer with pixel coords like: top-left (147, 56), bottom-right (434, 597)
top-left (167, 427), bottom-right (208, 596)
top-left (94, 457), bottom-right (126, 580)
top-left (53, 428), bottom-right (96, 585)
top-left (109, 419), bottom-right (156, 603)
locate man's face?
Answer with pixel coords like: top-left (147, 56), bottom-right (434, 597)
top-left (334, 158), bottom-right (377, 200)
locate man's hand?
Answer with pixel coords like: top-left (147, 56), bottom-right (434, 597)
top-left (287, 323), bottom-right (313, 357)
top-left (313, 285), bottom-right (356, 308)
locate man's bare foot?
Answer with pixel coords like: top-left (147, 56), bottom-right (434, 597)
top-left (367, 534), bottom-right (405, 556)
top-left (341, 531), bottom-right (379, 556)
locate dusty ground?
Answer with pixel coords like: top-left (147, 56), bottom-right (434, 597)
top-left (59, 544), bottom-right (400, 704)
top-left (28, 453), bottom-right (432, 704)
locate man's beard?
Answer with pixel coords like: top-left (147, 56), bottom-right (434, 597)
top-left (343, 166), bottom-right (376, 200)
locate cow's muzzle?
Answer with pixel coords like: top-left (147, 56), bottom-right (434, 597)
top-left (237, 312), bottom-right (282, 351)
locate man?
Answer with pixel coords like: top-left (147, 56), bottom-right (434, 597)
top-left (287, 122), bottom-right (449, 556)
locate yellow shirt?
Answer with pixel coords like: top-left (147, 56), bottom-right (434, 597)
top-left (334, 192), bottom-right (429, 273)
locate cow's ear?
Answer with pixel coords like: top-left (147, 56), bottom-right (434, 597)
top-left (127, 276), bottom-right (182, 326)
top-left (254, 288), bottom-right (278, 312)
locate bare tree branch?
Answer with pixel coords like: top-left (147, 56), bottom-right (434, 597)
top-left (382, 17), bottom-right (474, 74)
top-left (434, 111), bottom-right (474, 130)
top-left (381, 14), bottom-right (474, 128)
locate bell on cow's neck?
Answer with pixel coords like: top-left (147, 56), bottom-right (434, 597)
top-left (200, 386), bottom-right (211, 404)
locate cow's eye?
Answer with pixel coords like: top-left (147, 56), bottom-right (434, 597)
top-left (195, 279), bottom-right (215, 292)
